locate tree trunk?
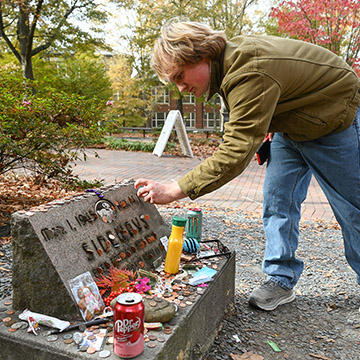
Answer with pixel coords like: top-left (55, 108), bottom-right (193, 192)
top-left (17, 3), bottom-right (34, 80)
top-left (176, 96), bottom-right (183, 114)
top-left (21, 57), bottom-right (35, 81)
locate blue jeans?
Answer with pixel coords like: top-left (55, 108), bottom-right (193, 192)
top-left (262, 107), bottom-right (360, 289)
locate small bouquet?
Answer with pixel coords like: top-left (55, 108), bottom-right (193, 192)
top-left (95, 267), bottom-right (154, 307)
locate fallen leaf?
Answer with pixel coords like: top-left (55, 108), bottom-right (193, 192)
top-left (326, 303), bottom-right (337, 312)
top-left (308, 354), bottom-right (332, 360)
top-left (324, 270), bottom-right (334, 277)
top-left (231, 351), bottom-right (265, 360)
top-left (250, 355), bottom-right (265, 360)
top-left (230, 353), bottom-right (242, 359)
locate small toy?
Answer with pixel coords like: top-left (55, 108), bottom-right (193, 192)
top-left (77, 285), bottom-right (104, 321)
top-left (69, 271), bottom-right (105, 321)
top-left (183, 237), bottom-right (200, 253)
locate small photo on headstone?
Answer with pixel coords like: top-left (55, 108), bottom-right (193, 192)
top-left (95, 199), bottom-right (117, 223)
top-left (68, 271), bottom-right (105, 321)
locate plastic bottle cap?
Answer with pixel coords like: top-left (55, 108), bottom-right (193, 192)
top-left (172, 216), bottom-right (187, 227)
top-left (189, 208), bottom-right (201, 212)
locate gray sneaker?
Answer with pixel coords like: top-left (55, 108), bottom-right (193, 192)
top-left (249, 280), bottom-right (295, 311)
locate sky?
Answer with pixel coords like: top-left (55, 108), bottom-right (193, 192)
top-left (90, 0), bottom-right (274, 54)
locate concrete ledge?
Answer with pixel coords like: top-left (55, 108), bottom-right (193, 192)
top-left (0, 252), bottom-right (235, 360)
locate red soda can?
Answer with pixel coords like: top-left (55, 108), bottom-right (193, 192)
top-left (113, 293), bottom-right (144, 358)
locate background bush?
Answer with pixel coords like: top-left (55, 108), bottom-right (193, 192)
top-left (0, 71), bottom-right (106, 186)
top-left (103, 136), bottom-right (176, 152)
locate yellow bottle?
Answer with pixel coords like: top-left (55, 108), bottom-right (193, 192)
top-left (164, 216), bottom-right (187, 274)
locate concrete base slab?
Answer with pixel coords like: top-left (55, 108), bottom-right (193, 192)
top-left (0, 252), bottom-right (235, 360)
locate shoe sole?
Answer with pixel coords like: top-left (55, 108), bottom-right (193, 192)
top-left (249, 291), bottom-right (296, 311)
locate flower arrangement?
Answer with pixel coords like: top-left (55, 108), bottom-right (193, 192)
top-left (135, 277), bottom-right (152, 293)
top-left (95, 267), bottom-right (153, 307)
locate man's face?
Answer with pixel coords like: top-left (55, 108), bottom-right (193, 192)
top-left (169, 58), bottom-right (210, 98)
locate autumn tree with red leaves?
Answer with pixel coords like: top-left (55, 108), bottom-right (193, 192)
top-left (269, 0), bottom-right (360, 75)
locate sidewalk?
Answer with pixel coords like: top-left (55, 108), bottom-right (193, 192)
top-left (74, 149), bottom-right (335, 221)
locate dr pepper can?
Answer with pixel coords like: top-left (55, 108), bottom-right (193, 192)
top-left (113, 293), bottom-right (144, 358)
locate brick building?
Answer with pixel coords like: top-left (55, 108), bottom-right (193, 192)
top-left (151, 86), bottom-right (221, 130)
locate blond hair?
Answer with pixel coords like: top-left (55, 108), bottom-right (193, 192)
top-left (152, 18), bottom-right (227, 83)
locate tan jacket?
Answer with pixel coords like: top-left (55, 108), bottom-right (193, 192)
top-left (178, 35), bottom-right (360, 200)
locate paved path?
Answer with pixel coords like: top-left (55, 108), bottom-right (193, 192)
top-left (74, 149), bottom-right (335, 221)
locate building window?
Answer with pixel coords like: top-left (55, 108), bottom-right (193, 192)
top-left (183, 112), bottom-right (196, 129)
top-left (182, 93), bottom-right (195, 104)
top-left (204, 111), bottom-right (220, 129)
top-left (151, 87), bottom-right (169, 104)
top-left (152, 112), bottom-right (167, 128)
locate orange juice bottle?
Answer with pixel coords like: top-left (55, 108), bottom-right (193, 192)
top-left (164, 216), bottom-right (187, 274)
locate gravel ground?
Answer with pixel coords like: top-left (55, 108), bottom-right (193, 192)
top-left (158, 206), bottom-right (360, 360)
top-left (1, 206), bottom-right (359, 360)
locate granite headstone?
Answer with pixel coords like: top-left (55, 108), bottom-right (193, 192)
top-left (11, 181), bottom-right (170, 320)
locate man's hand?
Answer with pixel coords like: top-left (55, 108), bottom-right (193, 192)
top-left (134, 179), bottom-right (187, 204)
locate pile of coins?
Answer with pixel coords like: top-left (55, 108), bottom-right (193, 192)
top-left (140, 258), bottom-right (222, 350)
top-left (65, 323), bottom-right (114, 356)
top-left (0, 301), bottom-right (25, 333)
top-left (0, 301), bottom-right (114, 358)
top-left (144, 324), bottom-right (174, 349)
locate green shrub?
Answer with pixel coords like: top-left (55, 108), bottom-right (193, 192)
top-left (0, 72), bottom-right (106, 186)
top-left (104, 136), bottom-right (176, 152)
top-left (104, 137), bottom-right (156, 152)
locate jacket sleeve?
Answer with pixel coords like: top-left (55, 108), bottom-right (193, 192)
top-left (178, 73), bottom-right (281, 200)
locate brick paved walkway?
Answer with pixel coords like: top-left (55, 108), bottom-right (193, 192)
top-left (74, 149), bottom-right (335, 221)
